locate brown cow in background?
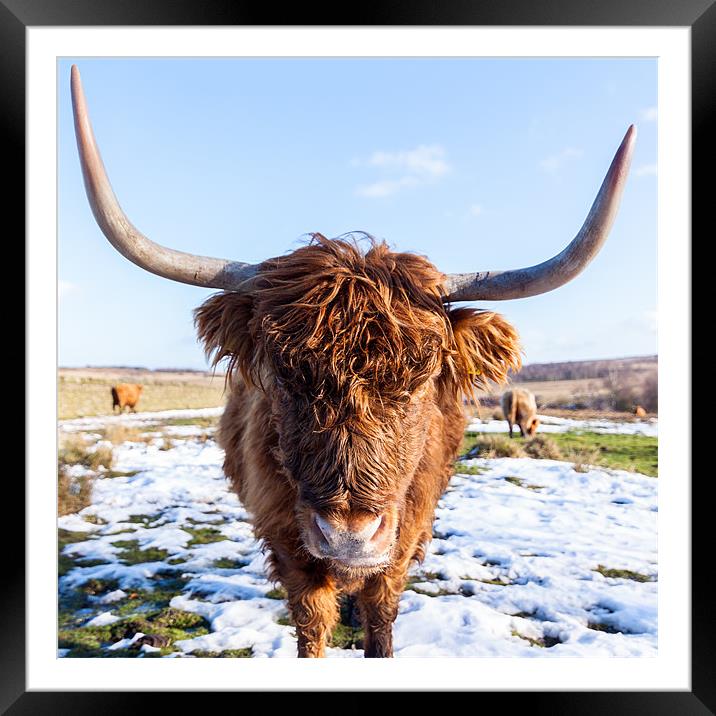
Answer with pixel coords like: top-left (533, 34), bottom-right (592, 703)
top-left (71, 65), bottom-right (635, 657)
top-left (501, 388), bottom-right (539, 438)
top-left (111, 383), bottom-right (143, 413)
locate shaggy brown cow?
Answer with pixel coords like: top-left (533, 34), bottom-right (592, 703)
top-left (634, 405), bottom-right (647, 417)
top-left (111, 383), bottom-right (143, 413)
top-left (501, 388), bottom-right (539, 438)
top-left (70, 65), bottom-right (635, 657)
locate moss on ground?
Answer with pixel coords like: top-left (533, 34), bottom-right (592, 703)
top-left (265, 586), bottom-right (288, 600)
top-left (453, 462), bottom-right (487, 475)
top-left (504, 476), bottom-right (543, 491)
top-left (188, 648), bottom-right (253, 658)
top-left (594, 564), bottom-right (654, 582)
top-left (111, 539), bottom-right (169, 564)
top-left (184, 527), bottom-right (228, 546)
top-left (58, 606), bottom-right (210, 658)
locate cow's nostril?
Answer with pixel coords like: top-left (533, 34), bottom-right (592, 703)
top-left (314, 514), bottom-right (336, 543)
top-left (361, 515), bottom-right (383, 542)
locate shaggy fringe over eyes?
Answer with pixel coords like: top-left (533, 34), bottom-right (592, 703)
top-left (255, 234), bottom-right (451, 421)
top-left (443, 307), bottom-right (523, 399)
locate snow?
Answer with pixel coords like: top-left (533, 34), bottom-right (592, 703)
top-left (60, 407), bottom-right (224, 433)
top-left (85, 611), bottom-right (121, 627)
top-left (466, 414), bottom-right (658, 437)
top-left (59, 407), bottom-right (657, 658)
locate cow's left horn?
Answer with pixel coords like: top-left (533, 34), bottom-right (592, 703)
top-left (443, 124), bottom-right (636, 302)
top-left (71, 65), bottom-right (259, 291)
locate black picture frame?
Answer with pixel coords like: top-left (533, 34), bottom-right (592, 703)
top-left (8, 0), bottom-right (704, 712)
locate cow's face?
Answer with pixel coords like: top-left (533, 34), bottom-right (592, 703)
top-left (196, 237), bottom-right (521, 574)
top-left (527, 417), bottom-right (540, 436)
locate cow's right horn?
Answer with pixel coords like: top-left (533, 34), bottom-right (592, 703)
top-left (442, 124), bottom-right (636, 303)
top-left (71, 65), bottom-right (259, 292)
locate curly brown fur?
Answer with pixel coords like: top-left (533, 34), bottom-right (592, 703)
top-left (194, 235), bottom-right (521, 657)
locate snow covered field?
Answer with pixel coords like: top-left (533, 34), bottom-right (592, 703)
top-left (466, 414), bottom-right (658, 437)
top-left (58, 408), bottom-right (658, 658)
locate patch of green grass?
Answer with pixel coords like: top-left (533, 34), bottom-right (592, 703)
top-left (453, 462), bottom-right (487, 475)
top-left (58, 624), bottom-right (114, 651)
top-left (404, 573), bottom-right (456, 597)
top-left (276, 615), bottom-right (294, 627)
top-left (59, 604), bottom-right (211, 659)
top-left (265, 586), bottom-right (288, 600)
top-left (115, 575), bottom-right (188, 611)
top-left (504, 476), bottom-right (543, 491)
top-left (58, 530), bottom-right (92, 576)
top-left (210, 557), bottom-right (244, 569)
top-left (184, 526), bottom-right (228, 546)
top-left (188, 648), bottom-right (253, 658)
top-left (62, 647), bottom-right (139, 658)
top-left (546, 432), bottom-right (657, 476)
top-left (594, 565), bottom-right (654, 582)
top-left (461, 430), bottom-right (657, 477)
top-left (330, 622), bottom-right (365, 649)
top-left (58, 554), bottom-right (79, 578)
top-left (152, 607), bottom-right (206, 630)
top-left (111, 539), bottom-right (169, 565)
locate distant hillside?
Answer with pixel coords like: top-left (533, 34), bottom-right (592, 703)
top-left (513, 355), bottom-right (657, 383)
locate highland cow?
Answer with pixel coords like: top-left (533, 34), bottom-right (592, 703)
top-left (501, 388), bottom-right (539, 438)
top-left (111, 383), bottom-right (143, 413)
top-left (70, 65), bottom-right (635, 657)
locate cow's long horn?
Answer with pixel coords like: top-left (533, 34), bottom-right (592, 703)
top-left (70, 65), bottom-right (258, 291)
top-left (443, 124), bottom-right (636, 302)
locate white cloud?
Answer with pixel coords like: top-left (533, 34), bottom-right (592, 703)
top-left (468, 203), bottom-right (484, 217)
top-left (356, 176), bottom-right (419, 198)
top-left (59, 280), bottom-right (77, 299)
top-left (353, 144), bottom-right (450, 198)
top-left (361, 144), bottom-right (450, 178)
top-left (641, 107), bottom-right (658, 122)
top-left (539, 147), bottom-right (583, 173)
top-left (635, 163), bottom-right (658, 177)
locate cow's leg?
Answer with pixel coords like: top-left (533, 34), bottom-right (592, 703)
top-left (507, 421), bottom-right (513, 438)
top-left (356, 571), bottom-right (403, 658)
top-left (275, 557), bottom-right (339, 658)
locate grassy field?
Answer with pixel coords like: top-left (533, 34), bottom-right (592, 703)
top-left (59, 368), bottom-right (227, 419)
top-left (460, 431), bottom-right (658, 477)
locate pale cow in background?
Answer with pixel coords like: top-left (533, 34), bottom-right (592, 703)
top-left (501, 388), bottom-right (539, 438)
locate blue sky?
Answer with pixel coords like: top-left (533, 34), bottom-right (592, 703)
top-left (58, 57), bottom-right (657, 370)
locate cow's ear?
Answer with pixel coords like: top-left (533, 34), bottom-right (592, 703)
top-left (444, 307), bottom-right (522, 396)
top-left (194, 292), bottom-right (256, 384)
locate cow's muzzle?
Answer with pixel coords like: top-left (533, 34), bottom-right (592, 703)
top-left (306, 509), bottom-right (395, 568)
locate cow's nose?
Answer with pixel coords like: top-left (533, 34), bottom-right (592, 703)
top-left (315, 513), bottom-right (383, 546)
top-left (310, 511), bottom-right (391, 563)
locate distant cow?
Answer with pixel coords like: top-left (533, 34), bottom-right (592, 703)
top-left (111, 383), bottom-right (143, 413)
top-left (634, 405), bottom-right (647, 417)
top-left (501, 388), bottom-right (539, 438)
